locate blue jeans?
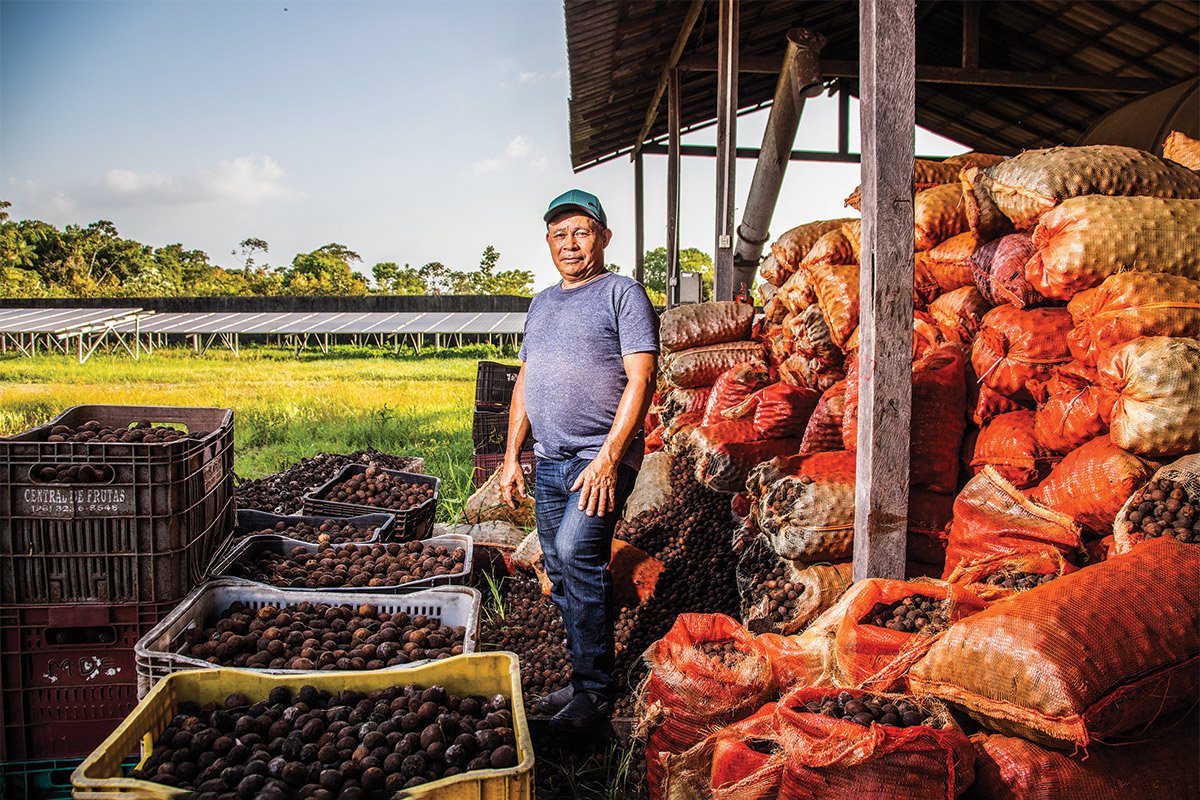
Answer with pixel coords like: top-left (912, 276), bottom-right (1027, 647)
top-left (534, 455), bottom-right (637, 698)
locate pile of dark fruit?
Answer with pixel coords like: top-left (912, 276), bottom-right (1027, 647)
top-left (226, 541), bottom-right (467, 589)
top-left (42, 419), bottom-right (206, 444)
top-left (861, 594), bottom-right (946, 633)
top-left (982, 568), bottom-right (1058, 591)
top-left (735, 534), bottom-right (807, 634)
top-left (1125, 477), bottom-right (1197, 544)
top-left (128, 684), bottom-right (518, 798)
top-left (322, 466), bottom-right (435, 511)
top-left (798, 691), bottom-right (934, 728)
top-left (695, 640), bottom-right (748, 669)
top-left (242, 520), bottom-right (378, 545)
top-left (32, 463), bottom-right (110, 483)
top-left (235, 450), bottom-right (425, 514)
top-left (478, 576), bottom-right (572, 705)
top-left (179, 602), bottom-right (465, 670)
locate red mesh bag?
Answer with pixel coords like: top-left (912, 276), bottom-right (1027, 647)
top-left (645, 424), bottom-right (665, 454)
top-left (942, 466), bottom-right (1082, 578)
top-left (971, 233), bottom-right (1039, 306)
top-left (691, 428), bottom-right (805, 493)
top-left (971, 305), bottom-right (1072, 399)
top-left (791, 303), bottom-right (843, 371)
top-left (845, 344), bottom-right (967, 494)
top-left (641, 614), bottom-right (774, 800)
top-left (910, 538), bottom-right (1200, 750)
top-left (1031, 361), bottom-right (1114, 455)
top-left (831, 579), bottom-right (988, 690)
top-left (926, 231), bottom-right (980, 292)
top-left (1029, 435), bottom-right (1154, 533)
top-left (914, 252), bottom-right (944, 309)
top-left (799, 380), bottom-right (847, 454)
top-left (969, 378), bottom-right (1031, 427)
top-left (775, 686), bottom-right (976, 800)
top-left (944, 551), bottom-right (1077, 602)
top-left (969, 724), bottom-right (1200, 800)
top-left (907, 489), bottom-right (955, 569)
top-left (703, 363), bottom-right (770, 425)
top-left (722, 381), bottom-right (821, 440)
top-left (661, 386), bottom-right (711, 422)
top-left (1082, 534), bottom-right (1116, 565)
top-left (706, 704), bottom-right (784, 800)
top-left (929, 285), bottom-right (991, 344)
top-left (970, 410), bottom-right (1060, 488)
top-left (1066, 272), bottom-right (1200, 366)
top-left (778, 352), bottom-right (845, 393)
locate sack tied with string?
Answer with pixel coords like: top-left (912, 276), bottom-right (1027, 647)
top-left (971, 305), bottom-right (1072, 400)
top-left (1029, 434), bottom-right (1155, 534)
top-left (1066, 272), bottom-right (1200, 365)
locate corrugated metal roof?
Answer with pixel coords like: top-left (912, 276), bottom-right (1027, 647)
top-left (566, 0), bottom-right (1200, 170)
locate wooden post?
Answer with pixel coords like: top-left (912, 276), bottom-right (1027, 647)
top-left (667, 67), bottom-right (682, 308)
top-left (854, 0), bottom-right (915, 581)
top-left (962, 0), bottom-right (980, 69)
top-left (713, 0), bottom-right (739, 301)
top-left (634, 152), bottom-right (645, 284)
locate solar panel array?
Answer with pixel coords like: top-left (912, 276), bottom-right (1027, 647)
top-left (0, 307), bottom-right (143, 335)
top-left (111, 311), bottom-right (525, 336)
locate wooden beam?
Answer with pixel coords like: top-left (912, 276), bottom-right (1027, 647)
top-left (713, 0), bottom-right (738, 302)
top-left (962, 0), bottom-right (980, 69)
top-left (854, 0), bottom-right (914, 581)
top-left (630, 0), bottom-right (704, 160)
top-left (666, 67), bottom-right (682, 308)
top-left (634, 152), bottom-right (645, 284)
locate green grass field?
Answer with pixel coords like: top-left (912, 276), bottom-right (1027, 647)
top-left (0, 343), bottom-right (519, 520)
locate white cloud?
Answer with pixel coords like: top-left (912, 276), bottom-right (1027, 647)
top-left (516, 71), bottom-right (539, 84)
top-left (470, 157), bottom-right (506, 175)
top-left (99, 155), bottom-right (302, 206)
top-left (471, 135), bottom-right (546, 175)
top-left (504, 135), bottom-right (531, 159)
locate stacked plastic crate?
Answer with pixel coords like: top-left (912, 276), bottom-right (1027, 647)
top-left (472, 361), bottom-right (535, 487)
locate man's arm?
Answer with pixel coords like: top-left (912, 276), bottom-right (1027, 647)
top-left (499, 363), bottom-right (532, 509)
top-left (571, 351), bottom-right (656, 517)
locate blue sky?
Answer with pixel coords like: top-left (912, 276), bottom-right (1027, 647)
top-left (1, 0), bottom-right (966, 288)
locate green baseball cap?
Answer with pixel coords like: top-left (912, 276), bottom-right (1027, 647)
top-left (543, 189), bottom-right (607, 229)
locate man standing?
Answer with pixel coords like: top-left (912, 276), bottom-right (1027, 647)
top-left (499, 189), bottom-right (658, 733)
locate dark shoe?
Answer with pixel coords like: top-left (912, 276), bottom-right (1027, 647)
top-left (548, 690), bottom-right (612, 734)
top-left (532, 685), bottom-right (575, 717)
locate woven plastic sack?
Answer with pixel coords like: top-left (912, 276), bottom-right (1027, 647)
top-left (944, 551), bottom-right (1076, 602)
top-left (910, 537), bottom-right (1200, 750)
top-left (1112, 453), bottom-right (1200, 554)
top-left (971, 305), bottom-right (1072, 399)
top-left (1163, 129), bottom-right (1200, 170)
top-left (942, 466), bottom-right (1082, 578)
top-left (691, 428), bottom-right (805, 494)
top-left (463, 462), bottom-right (536, 527)
top-left (736, 532), bottom-right (853, 635)
top-left (1031, 361), bottom-right (1113, 454)
top-left (1067, 272), bottom-right (1200, 365)
top-left (1098, 335), bottom-right (1200, 459)
top-left (805, 262), bottom-right (859, 349)
top-left (844, 344), bottom-right (967, 494)
top-left (753, 450), bottom-right (857, 562)
top-left (799, 380), bottom-right (846, 454)
top-left (942, 152), bottom-right (1006, 170)
top-left (969, 724), bottom-right (1200, 800)
top-left (762, 294), bottom-right (788, 325)
top-left (969, 378), bottom-right (1030, 427)
top-left (926, 231), bottom-right (979, 292)
top-left (706, 704), bottom-right (785, 800)
top-left (662, 341), bottom-right (767, 389)
top-left (844, 158), bottom-right (964, 210)
top-left (660, 300), bottom-right (755, 354)
top-left (1025, 196), bottom-right (1200, 300)
top-left (769, 218), bottom-right (855, 283)
top-left (971, 232), bottom-right (1039, 306)
top-left (914, 183), bottom-right (969, 251)
top-left (831, 579), bottom-right (988, 691)
top-left (624, 450), bottom-right (675, 521)
top-left (703, 362), bottom-right (770, 425)
top-left (799, 227), bottom-right (858, 270)
top-left (929, 286), bottom-right (990, 344)
top-left (777, 263), bottom-right (818, 315)
top-left (722, 381), bottom-right (821, 440)
top-left (775, 687), bottom-right (976, 800)
top-left (1029, 435), bottom-right (1156, 534)
top-left (778, 352), bottom-right (844, 394)
top-left (913, 252), bottom-right (944, 308)
top-left (962, 144), bottom-right (1200, 232)
top-left (641, 613), bottom-right (775, 800)
top-left (969, 410), bottom-right (1059, 489)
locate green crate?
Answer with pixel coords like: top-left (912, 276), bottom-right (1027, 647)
top-left (1, 757), bottom-right (136, 800)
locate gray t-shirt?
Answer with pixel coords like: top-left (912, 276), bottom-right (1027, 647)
top-left (518, 272), bottom-right (659, 469)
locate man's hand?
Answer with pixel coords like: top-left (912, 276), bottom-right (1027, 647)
top-left (498, 459), bottom-right (529, 510)
top-left (571, 456), bottom-right (619, 517)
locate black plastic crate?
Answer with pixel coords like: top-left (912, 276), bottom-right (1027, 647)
top-left (0, 405), bottom-right (235, 604)
top-left (475, 361), bottom-right (521, 410)
top-left (472, 451), bottom-right (536, 489)
top-left (302, 464), bottom-right (439, 541)
top-left (0, 600), bottom-right (175, 761)
top-left (473, 409), bottom-right (537, 456)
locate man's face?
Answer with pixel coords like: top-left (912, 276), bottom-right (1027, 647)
top-left (546, 212), bottom-right (612, 281)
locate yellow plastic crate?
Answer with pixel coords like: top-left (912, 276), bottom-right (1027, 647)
top-left (72, 652), bottom-right (533, 800)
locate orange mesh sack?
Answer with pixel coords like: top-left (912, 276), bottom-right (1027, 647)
top-left (1112, 453), bottom-right (1200, 555)
top-left (970, 410), bottom-right (1060, 489)
top-left (971, 305), bottom-right (1072, 399)
top-left (1163, 129), bottom-right (1200, 171)
top-left (805, 262), bottom-right (859, 349)
top-left (799, 227), bottom-right (858, 270)
top-left (962, 144), bottom-right (1200, 231)
top-left (831, 579), bottom-right (988, 690)
top-left (791, 302), bottom-right (843, 371)
top-left (799, 380), bottom-right (847, 454)
top-left (914, 183), bottom-right (970, 251)
top-left (1098, 335), bottom-right (1200, 459)
top-left (662, 341), bottom-right (768, 389)
top-left (722, 381), bottom-right (821, 440)
top-left (703, 363), bottom-right (770, 425)
top-left (842, 219), bottom-right (862, 262)
top-left (641, 613), bottom-right (775, 800)
top-left (1031, 361), bottom-right (1114, 455)
top-left (969, 377), bottom-right (1030, 427)
top-left (914, 251), bottom-right (944, 308)
top-left (969, 724), bottom-right (1200, 800)
top-left (661, 300), bottom-right (756, 353)
top-left (944, 551), bottom-right (1076, 602)
top-left (910, 537), bottom-right (1200, 750)
top-left (762, 293), bottom-right (788, 325)
top-left (844, 158), bottom-right (963, 210)
top-left (1030, 435), bottom-right (1156, 533)
top-left (942, 466), bottom-right (1082, 578)
top-left (929, 286), bottom-right (990, 344)
top-left (770, 218), bottom-right (855, 284)
top-left (1067, 272), bottom-right (1200, 365)
top-left (706, 704), bottom-right (786, 800)
top-left (843, 312), bottom-right (946, 361)
top-left (926, 231), bottom-right (979, 292)
top-left (971, 232), bottom-right (1038, 306)
top-left (775, 687), bottom-right (976, 800)
top-left (754, 450), bottom-right (857, 562)
top-left (942, 151), bottom-right (1006, 170)
top-left (778, 352), bottom-right (845, 393)
top-left (777, 264), bottom-right (818, 315)
top-left (1026, 196), bottom-right (1200, 301)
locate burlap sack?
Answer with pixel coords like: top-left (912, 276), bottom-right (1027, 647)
top-left (463, 463), bottom-right (535, 527)
top-left (660, 301), bottom-right (756, 354)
